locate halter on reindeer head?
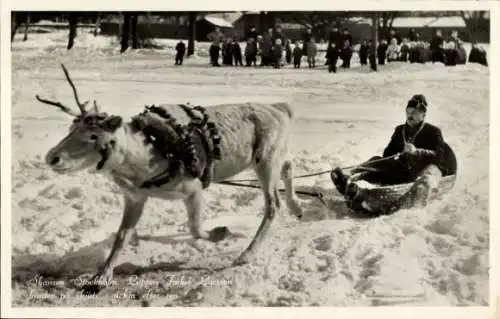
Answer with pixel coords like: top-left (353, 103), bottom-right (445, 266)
top-left (37, 64), bottom-right (123, 173)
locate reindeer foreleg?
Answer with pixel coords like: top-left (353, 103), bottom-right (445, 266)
top-left (183, 184), bottom-right (230, 242)
top-left (82, 192), bottom-right (147, 294)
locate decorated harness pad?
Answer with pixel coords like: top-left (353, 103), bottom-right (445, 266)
top-left (131, 104), bottom-right (222, 189)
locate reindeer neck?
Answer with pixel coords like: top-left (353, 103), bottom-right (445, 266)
top-left (106, 122), bottom-right (168, 188)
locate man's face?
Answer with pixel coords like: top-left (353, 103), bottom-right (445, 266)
top-left (406, 107), bottom-right (426, 127)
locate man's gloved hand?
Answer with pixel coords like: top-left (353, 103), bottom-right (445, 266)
top-left (403, 142), bottom-right (435, 159)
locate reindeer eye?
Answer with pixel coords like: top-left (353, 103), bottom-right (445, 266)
top-left (84, 117), bottom-right (96, 126)
top-left (89, 134), bottom-right (99, 141)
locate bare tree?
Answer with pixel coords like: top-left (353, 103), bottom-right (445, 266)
top-left (371, 12), bottom-right (379, 71)
top-left (67, 13), bottom-right (78, 50)
top-left (11, 12), bottom-right (19, 42)
top-left (23, 13), bottom-right (30, 41)
top-left (120, 12), bottom-right (131, 53)
top-left (131, 12), bottom-right (139, 49)
top-left (187, 12), bottom-right (197, 56)
top-left (94, 12), bottom-right (101, 37)
top-left (379, 11), bottom-right (400, 40)
top-left (460, 11), bottom-right (489, 42)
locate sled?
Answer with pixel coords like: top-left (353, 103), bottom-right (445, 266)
top-left (345, 174), bottom-right (457, 213)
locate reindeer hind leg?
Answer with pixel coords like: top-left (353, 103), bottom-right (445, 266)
top-left (281, 159), bottom-right (303, 219)
top-left (233, 160), bottom-right (279, 266)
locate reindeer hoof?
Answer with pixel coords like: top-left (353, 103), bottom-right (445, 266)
top-left (233, 253), bottom-right (251, 266)
top-left (207, 226), bottom-right (230, 242)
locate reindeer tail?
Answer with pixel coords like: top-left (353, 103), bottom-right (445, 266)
top-left (272, 102), bottom-right (294, 119)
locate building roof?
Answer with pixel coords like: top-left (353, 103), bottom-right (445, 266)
top-left (426, 16), bottom-right (466, 27)
top-left (392, 16), bottom-right (466, 28)
top-left (203, 16), bottom-right (234, 28)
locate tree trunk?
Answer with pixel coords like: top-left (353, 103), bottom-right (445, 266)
top-left (11, 12), bottom-right (19, 42)
top-left (121, 12), bottom-right (131, 53)
top-left (23, 13), bottom-right (30, 41)
top-left (187, 12), bottom-right (197, 56)
top-left (371, 12), bottom-right (378, 71)
top-left (131, 13), bottom-right (139, 49)
top-left (67, 13), bottom-right (78, 50)
top-left (94, 12), bottom-right (101, 37)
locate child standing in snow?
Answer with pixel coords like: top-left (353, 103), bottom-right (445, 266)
top-left (293, 42), bottom-right (302, 68)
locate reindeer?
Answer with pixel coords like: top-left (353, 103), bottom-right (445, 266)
top-left (36, 64), bottom-right (303, 292)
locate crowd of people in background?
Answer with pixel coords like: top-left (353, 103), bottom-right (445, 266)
top-left (174, 24), bottom-right (489, 70)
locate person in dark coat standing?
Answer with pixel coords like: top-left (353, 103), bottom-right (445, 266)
top-left (222, 38), bottom-right (234, 66)
top-left (359, 39), bottom-right (369, 66)
top-left (232, 39), bottom-right (243, 66)
top-left (326, 42), bottom-right (339, 73)
top-left (175, 40), bottom-right (186, 65)
top-left (341, 39), bottom-right (353, 68)
top-left (245, 38), bottom-right (257, 66)
top-left (285, 39), bottom-right (292, 64)
top-left (430, 29), bottom-right (444, 63)
top-left (331, 94), bottom-right (457, 215)
top-left (260, 31), bottom-right (273, 66)
top-left (292, 41), bottom-right (302, 68)
top-left (272, 38), bottom-right (283, 68)
top-left (340, 28), bottom-right (353, 68)
top-left (377, 39), bottom-right (388, 65)
top-left (207, 27), bottom-right (224, 66)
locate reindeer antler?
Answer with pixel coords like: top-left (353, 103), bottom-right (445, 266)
top-left (35, 95), bottom-right (79, 116)
top-left (35, 64), bottom-right (90, 117)
top-left (60, 63), bottom-right (89, 114)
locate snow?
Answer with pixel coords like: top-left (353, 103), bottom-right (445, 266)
top-left (9, 31), bottom-right (489, 308)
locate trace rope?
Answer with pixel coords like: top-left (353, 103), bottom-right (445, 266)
top-left (223, 153), bottom-right (402, 183)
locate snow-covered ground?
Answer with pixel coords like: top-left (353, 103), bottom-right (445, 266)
top-left (9, 31), bottom-right (489, 307)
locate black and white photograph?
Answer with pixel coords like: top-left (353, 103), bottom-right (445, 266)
top-left (1, 1), bottom-right (497, 317)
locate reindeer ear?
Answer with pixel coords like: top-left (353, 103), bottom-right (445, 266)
top-left (101, 115), bottom-right (122, 132)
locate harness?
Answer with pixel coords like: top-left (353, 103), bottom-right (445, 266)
top-left (130, 104), bottom-right (222, 189)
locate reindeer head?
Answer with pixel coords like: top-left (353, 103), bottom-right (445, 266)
top-left (38, 64), bottom-right (123, 173)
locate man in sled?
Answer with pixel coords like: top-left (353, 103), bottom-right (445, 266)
top-left (331, 94), bottom-right (457, 215)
